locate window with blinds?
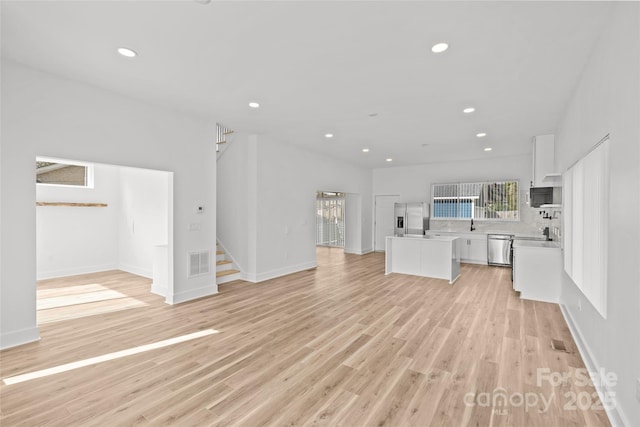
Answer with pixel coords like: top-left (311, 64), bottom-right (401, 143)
top-left (431, 180), bottom-right (519, 221)
top-left (563, 136), bottom-right (609, 318)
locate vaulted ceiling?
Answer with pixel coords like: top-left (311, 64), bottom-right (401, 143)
top-left (1, 1), bottom-right (613, 167)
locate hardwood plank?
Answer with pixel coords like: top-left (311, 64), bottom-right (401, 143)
top-left (0, 248), bottom-right (610, 427)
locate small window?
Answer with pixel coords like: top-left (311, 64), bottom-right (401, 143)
top-left (432, 180), bottom-right (519, 221)
top-left (36, 158), bottom-right (94, 188)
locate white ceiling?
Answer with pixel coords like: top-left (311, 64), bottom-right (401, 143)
top-left (1, 1), bottom-right (613, 168)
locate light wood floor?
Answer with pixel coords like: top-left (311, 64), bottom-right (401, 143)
top-left (0, 248), bottom-right (610, 426)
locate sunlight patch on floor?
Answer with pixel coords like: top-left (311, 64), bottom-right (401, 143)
top-left (2, 329), bottom-right (219, 385)
top-left (36, 283), bottom-right (151, 324)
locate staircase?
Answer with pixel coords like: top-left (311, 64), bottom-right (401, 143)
top-left (215, 244), bottom-right (242, 284)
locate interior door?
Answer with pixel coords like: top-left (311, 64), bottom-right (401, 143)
top-left (374, 195), bottom-right (400, 252)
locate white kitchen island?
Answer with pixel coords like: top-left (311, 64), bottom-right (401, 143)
top-left (385, 235), bottom-right (461, 284)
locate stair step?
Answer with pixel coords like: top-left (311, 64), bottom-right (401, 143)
top-left (216, 250), bottom-right (224, 255)
top-left (216, 269), bottom-right (240, 277)
top-left (216, 260), bottom-right (232, 266)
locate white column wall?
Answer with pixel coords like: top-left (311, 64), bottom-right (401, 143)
top-left (117, 167), bottom-right (170, 279)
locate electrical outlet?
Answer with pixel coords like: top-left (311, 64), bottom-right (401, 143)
top-left (636, 378), bottom-right (640, 402)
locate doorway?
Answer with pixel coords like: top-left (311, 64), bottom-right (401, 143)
top-left (315, 191), bottom-right (345, 248)
top-left (374, 195), bottom-right (400, 252)
top-left (35, 156), bottom-right (173, 324)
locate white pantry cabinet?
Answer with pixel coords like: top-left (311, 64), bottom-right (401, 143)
top-left (532, 135), bottom-right (556, 188)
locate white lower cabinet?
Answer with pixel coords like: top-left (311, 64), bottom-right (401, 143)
top-left (458, 236), bottom-right (487, 264)
top-left (513, 245), bottom-right (561, 303)
top-left (426, 232), bottom-right (487, 264)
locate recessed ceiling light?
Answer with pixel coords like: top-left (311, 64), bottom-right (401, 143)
top-left (463, 107), bottom-right (475, 114)
top-left (248, 102), bottom-right (260, 108)
top-left (117, 47), bottom-right (137, 58)
top-left (325, 133), bottom-right (334, 138)
top-left (362, 148), bottom-right (370, 153)
top-left (386, 158), bottom-right (393, 162)
top-left (484, 147), bottom-right (493, 152)
top-left (476, 132), bottom-right (487, 138)
top-left (431, 43), bottom-right (449, 53)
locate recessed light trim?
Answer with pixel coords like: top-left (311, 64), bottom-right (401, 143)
top-left (362, 148), bottom-right (370, 153)
top-left (484, 147), bottom-right (492, 152)
top-left (325, 133), bottom-right (334, 138)
top-left (248, 102), bottom-right (260, 108)
top-left (463, 107), bottom-right (475, 114)
top-left (386, 158), bottom-right (393, 162)
top-left (117, 47), bottom-right (137, 58)
top-left (431, 43), bottom-right (449, 53)
top-left (476, 132), bottom-right (487, 138)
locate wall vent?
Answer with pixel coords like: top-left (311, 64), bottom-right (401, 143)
top-left (188, 250), bottom-right (210, 278)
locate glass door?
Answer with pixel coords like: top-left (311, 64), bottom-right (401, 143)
top-left (316, 192), bottom-right (345, 248)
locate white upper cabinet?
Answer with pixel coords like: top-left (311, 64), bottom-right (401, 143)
top-left (531, 134), bottom-right (557, 187)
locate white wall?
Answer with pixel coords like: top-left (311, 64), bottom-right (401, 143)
top-left (255, 136), bottom-right (372, 280)
top-left (36, 163), bottom-right (120, 279)
top-left (372, 154), bottom-right (550, 235)
top-left (1, 61), bottom-right (217, 349)
top-left (344, 193), bottom-right (363, 254)
top-left (36, 163), bottom-right (170, 282)
top-left (217, 134), bottom-right (372, 282)
top-left (216, 132), bottom-right (251, 272)
top-left (555, 4), bottom-right (639, 426)
top-left (117, 167), bottom-right (169, 278)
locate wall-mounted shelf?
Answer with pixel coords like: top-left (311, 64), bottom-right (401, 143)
top-left (36, 202), bottom-right (108, 207)
top-left (539, 204), bottom-right (561, 208)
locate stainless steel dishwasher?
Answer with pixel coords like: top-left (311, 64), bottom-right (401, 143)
top-left (487, 234), bottom-right (514, 266)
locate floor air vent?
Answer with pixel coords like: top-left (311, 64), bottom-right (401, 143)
top-left (551, 339), bottom-right (568, 352)
top-left (188, 250), bottom-right (210, 277)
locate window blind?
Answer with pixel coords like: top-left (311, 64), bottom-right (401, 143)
top-left (431, 180), bottom-right (519, 221)
top-left (563, 137), bottom-right (609, 318)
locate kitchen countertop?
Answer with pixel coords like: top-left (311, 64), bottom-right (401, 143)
top-left (426, 230), bottom-right (549, 240)
top-left (512, 240), bottom-right (560, 249)
top-left (388, 235), bottom-right (459, 242)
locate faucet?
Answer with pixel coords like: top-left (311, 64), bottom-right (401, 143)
top-left (470, 218), bottom-right (475, 231)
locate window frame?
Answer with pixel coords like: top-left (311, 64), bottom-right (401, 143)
top-left (431, 180), bottom-right (520, 221)
top-left (36, 157), bottom-right (95, 189)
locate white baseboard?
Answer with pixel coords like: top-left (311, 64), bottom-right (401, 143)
top-left (560, 304), bottom-right (629, 427)
top-left (0, 326), bottom-right (40, 350)
top-left (118, 263), bottom-right (153, 279)
top-left (36, 263), bottom-right (118, 280)
top-left (344, 247), bottom-right (374, 255)
top-left (241, 261), bottom-right (317, 283)
top-left (166, 284), bottom-right (218, 305)
top-left (150, 283), bottom-right (167, 297)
